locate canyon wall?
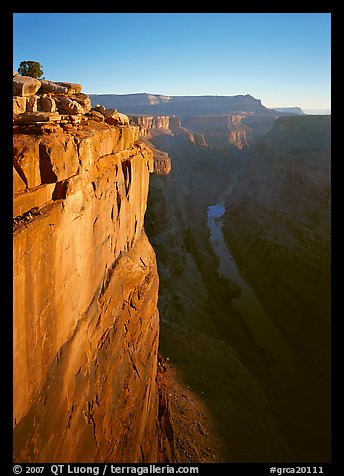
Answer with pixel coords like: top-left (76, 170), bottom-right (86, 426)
top-left (13, 78), bottom-right (164, 462)
top-left (182, 114), bottom-right (253, 152)
top-left (222, 115), bottom-right (331, 461)
top-left (224, 115), bottom-right (331, 343)
top-left (143, 129), bottom-right (293, 462)
top-left (130, 113), bottom-right (252, 158)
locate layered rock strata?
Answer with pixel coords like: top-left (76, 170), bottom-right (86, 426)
top-left (182, 114), bottom-right (253, 152)
top-left (122, 113), bottom-right (255, 157)
top-left (13, 79), bottom-right (163, 462)
top-left (89, 92), bottom-right (275, 116)
top-left (129, 114), bottom-right (210, 175)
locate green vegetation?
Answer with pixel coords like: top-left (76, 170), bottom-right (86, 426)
top-left (17, 60), bottom-right (44, 79)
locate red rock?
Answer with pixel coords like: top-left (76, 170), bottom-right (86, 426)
top-left (38, 133), bottom-right (80, 182)
top-left (13, 76), bottom-right (41, 97)
top-left (13, 134), bottom-right (42, 188)
top-left (26, 95), bottom-right (39, 112)
top-left (14, 111), bottom-right (61, 124)
top-left (56, 81), bottom-right (82, 94)
top-left (13, 167), bottom-right (26, 193)
top-left (92, 105), bottom-right (106, 115)
top-left (39, 80), bottom-right (68, 94)
top-left (13, 120), bottom-right (161, 463)
top-left (13, 96), bottom-right (27, 115)
top-left (56, 96), bottom-right (85, 114)
top-left (72, 93), bottom-right (91, 113)
top-left (104, 109), bottom-right (119, 125)
top-left (39, 95), bottom-right (57, 112)
top-left (86, 110), bottom-right (104, 122)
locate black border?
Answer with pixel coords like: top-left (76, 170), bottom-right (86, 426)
top-left (3, 3), bottom-right (337, 471)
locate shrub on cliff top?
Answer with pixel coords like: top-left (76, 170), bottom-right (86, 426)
top-left (18, 61), bottom-right (44, 79)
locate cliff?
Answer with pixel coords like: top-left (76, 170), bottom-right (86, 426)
top-left (130, 113), bottom-right (253, 158)
top-left (13, 77), bottom-right (164, 462)
top-left (129, 115), bottom-right (207, 175)
top-left (130, 114), bottom-right (207, 146)
top-left (182, 114), bottom-right (253, 151)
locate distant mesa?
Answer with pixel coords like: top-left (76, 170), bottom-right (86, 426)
top-left (270, 107), bottom-right (305, 115)
top-left (88, 92), bottom-right (276, 117)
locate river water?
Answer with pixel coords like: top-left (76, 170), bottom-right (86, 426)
top-left (207, 182), bottom-right (295, 379)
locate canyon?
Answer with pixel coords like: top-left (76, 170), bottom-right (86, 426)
top-left (222, 116), bottom-right (331, 460)
top-left (122, 107), bottom-right (330, 461)
top-left (13, 77), bottom-right (331, 464)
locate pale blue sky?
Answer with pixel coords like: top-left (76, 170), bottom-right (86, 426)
top-left (13, 13), bottom-right (331, 110)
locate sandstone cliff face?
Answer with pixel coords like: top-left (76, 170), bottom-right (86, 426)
top-left (13, 81), bottom-right (163, 462)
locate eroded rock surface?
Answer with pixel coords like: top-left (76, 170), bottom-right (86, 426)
top-left (13, 82), bottom-right (164, 462)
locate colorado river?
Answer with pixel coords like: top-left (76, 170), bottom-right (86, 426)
top-left (207, 183), bottom-right (295, 378)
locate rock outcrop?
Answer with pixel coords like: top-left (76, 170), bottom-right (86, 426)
top-left (13, 78), bottom-right (164, 462)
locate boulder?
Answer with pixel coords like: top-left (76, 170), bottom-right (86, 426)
top-left (86, 110), bottom-right (105, 123)
top-left (104, 109), bottom-right (119, 126)
top-left (13, 76), bottom-right (41, 97)
top-left (72, 93), bottom-right (92, 113)
top-left (117, 112), bottom-right (130, 125)
top-left (39, 95), bottom-right (57, 113)
top-left (92, 105), bottom-right (106, 115)
top-left (104, 108), bottom-right (118, 117)
top-left (13, 97), bottom-right (27, 115)
top-left (56, 96), bottom-right (85, 115)
top-left (104, 109), bottom-right (129, 126)
top-left (39, 80), bottom-right (68, 94)
top-left (26, 96), bottom-right (39, 112)
top-left (56, 82), bottom-right (82, 94)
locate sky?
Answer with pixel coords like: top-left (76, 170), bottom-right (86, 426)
top-left (13, 13), bottom-right (331, 111)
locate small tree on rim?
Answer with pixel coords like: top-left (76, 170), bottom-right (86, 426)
top-left (17, 61), bottom-right (44, 79)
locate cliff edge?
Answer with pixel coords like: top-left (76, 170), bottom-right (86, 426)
top-left (13, 76), bottom-right (163, 462)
